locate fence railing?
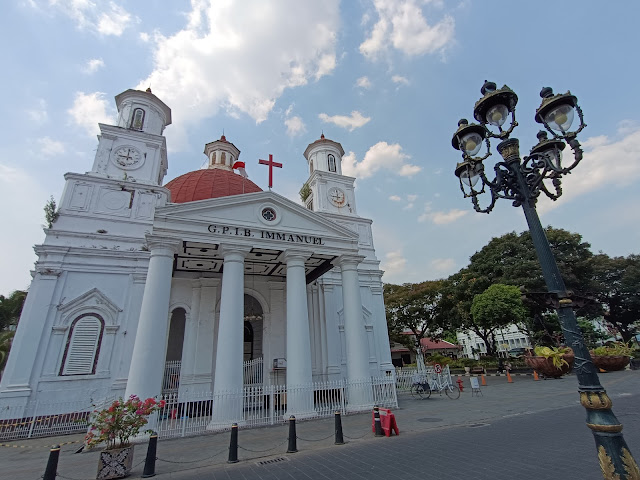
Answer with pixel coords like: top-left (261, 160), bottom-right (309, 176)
top-left (0, 377), bottom-right (397, 441)
top-left (162, 360), bottom-right (182, 395)
top-left (395, 365), bottom-right (453, 391)
top-left (155, 376), bottom-right (397, 439)
top-left (243, 357), bottom-right (264, 385)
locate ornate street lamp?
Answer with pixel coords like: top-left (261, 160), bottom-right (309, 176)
top-left (452, 81), bottom-right (639, 479)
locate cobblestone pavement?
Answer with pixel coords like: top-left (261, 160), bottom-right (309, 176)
top-left (3, 370), bottom-right (639, 480)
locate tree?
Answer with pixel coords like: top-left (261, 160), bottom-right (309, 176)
top-left (589, 253), bottom-right (640, 342)
top-left (384, 280), bottom-right (447, 353)
top-left (0, 331), bottom-right (15, 377)
top-left (469, 284), bottom-right (527, 356)
top-left (0, 290), bottom-right (27, 331)
top-left (441, 227), bottom-right (598, 346)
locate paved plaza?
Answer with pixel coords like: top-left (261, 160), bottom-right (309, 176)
top-left (3, 370), bottom-right (639, 480)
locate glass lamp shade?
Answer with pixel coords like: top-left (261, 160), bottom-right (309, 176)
top-left (541, 147), bottom-right (562, 169)
top-left (460, 131), bottom-right (483, 156)
top-left (543, 103), bottom-right (575, 132)
top-left (486, 104), bottom-right (509, 127)
top-left (459, 163), bottom-right (481, 188)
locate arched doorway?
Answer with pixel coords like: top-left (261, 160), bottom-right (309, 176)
top-left (243, 294), bottom-right (263, 361)
top-left (163, 308), bottom-right (186, 394)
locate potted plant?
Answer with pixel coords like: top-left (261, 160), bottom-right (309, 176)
top-left (590, 342), bottom-right (634, 372)
top-left (86, 395), bottom-right (165, 480)
top-left (524, 346), bottom-right (574, 378)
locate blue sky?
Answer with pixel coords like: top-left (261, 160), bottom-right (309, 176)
top-left (1, 0), bottom-right (640, 295)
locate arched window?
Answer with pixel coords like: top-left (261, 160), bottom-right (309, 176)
top-left (130, 108), bottom-right (145, 130)
top-left (328, 154), bottom-right (336, 172)
top-left (244, 321), bottom-right (254, 361)
top-left (220, 152), bottom-right (227, 165)
top-left (60, 314), bottom-right (104, 376)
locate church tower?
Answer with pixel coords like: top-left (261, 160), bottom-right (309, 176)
top-left (90, 88), bottom-right (171, 185)
top-left (302, 134), bottom-right (357, 215)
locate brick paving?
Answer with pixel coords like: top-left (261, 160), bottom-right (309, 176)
top-left (2, 370), bottom-right (639, 480)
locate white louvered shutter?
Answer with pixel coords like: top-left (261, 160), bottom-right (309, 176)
top-left (62, 316), bottom-right (102, 375)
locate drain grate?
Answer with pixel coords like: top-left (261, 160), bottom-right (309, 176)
top-left (256, 457), bottom-right (290, 466)
top-left (466, 423), bottom-right (490, 428)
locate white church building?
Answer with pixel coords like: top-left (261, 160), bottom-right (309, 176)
top-left (0, 88), bottom-right (395, 429)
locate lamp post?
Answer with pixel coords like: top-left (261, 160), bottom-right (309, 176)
top-left (451, 81), bottom-right (639, 479)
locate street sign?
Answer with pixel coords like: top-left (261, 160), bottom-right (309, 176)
top-left (434, 363), bottom-right (442, 374)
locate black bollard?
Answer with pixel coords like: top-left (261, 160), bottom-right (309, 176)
top-left (373, 407), bottom-right (384, 437)
top-left (286, 415), bottom-right (298, 453)
top-left (228, 423), bottom-right (239, 463)
top-left (334, 411), bottom-right (345, 445)
top-left (141, 432), bottom-right (158, 478)
top-left (43, 445), bottom-right (61, 480)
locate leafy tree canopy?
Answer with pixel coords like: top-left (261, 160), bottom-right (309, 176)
top-left (589, 253), bottom-right (640, 342)
top-left (469, 284), bottom-right (527, 356)
top-left (383, 280), bottom-right (447, 352)
top-left (0, 290), bottom-right (27, 331)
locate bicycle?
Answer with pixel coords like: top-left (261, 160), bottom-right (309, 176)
top-left (411, 374), bottom-right (460, 400)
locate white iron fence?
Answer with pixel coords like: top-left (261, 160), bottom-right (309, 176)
top-left (243, 357), bottom-right (264, 385)
top-left (155, 376), bottom-right (397, 439)
top-left (0, 377), bottom-right (397, 441)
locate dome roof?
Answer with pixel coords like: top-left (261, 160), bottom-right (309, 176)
top-left (165, 169), bottom-right (262, 203)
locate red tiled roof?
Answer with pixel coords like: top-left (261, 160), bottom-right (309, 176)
top-left (165, 169), bottom-right (262, 203)
top-left (420, 338), bottom-right (460, 350)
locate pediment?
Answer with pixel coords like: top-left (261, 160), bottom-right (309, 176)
top-left (57, 288), bottom-right (122, 321)
top-left (154, 191), bottom-right (359, 241)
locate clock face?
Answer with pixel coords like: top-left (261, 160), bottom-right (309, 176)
top-left (328, 187), bottom-right (346, 207)
top-left (113, 146), bottom-right (142, 168)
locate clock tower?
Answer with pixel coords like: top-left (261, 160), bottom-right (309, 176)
top-left (90, 88), bottom-right (171, 185)
top-left (302, 134), bottom-right (357, 215)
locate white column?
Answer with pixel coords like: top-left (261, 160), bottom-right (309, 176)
top-left (284, 249), bottom-right (314, 417)
top-left (337, 255), bottom-right (372, 410)
top-left (209, 246), bottom-right (249, 427)
top-left (125, 236), bottom-right (180, 401)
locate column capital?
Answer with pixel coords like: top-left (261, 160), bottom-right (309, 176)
top-left (335, 254), bottom-right (365, 270)
top-left (283, 248), bottom-right (313, 264)
top-left (145, 235), bottom-right (181, 256)
top-left (219, 244), bottom-right (252, 263)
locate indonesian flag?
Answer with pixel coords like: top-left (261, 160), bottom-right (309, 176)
top-left (232, 161), bottom-right (248, 178)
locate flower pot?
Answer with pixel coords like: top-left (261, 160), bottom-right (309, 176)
top-left (97, 445), bottom-right (134, 480)
top-left (464, 367), bottom-right (471, 374)
top-left (524, 353), bottom-right (574, 378)
top-left (590, 355), bottom-right (630, 372)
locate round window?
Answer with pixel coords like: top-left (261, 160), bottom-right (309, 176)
top-left (261, 207), bottom-right (276, 221)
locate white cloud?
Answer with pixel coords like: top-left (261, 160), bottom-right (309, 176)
top-left (391, 74), bottom-right (409, 86)
top-left (137, 1), bottom-right (339, 147)
top-left (37, 137), bottom-right (65, 156)
top-left (418, 203), bottom-right (467, 224)
top-left (97, 2), bottom-right (132, 36)
top-left (537, 125), bottom-right (640, 214)
top-left (35, 0), bottom-right (133, 36)
top-left (381, 249), bottom-right (407, 277)
top-left (407, 194), bottom-right (417, 202)
top-left (360, 0), bottom-right (455, 59)
top-left (389, 195), bottom-right (401, 201)
top-left (356, 76), bottom-right (372, 89)
top-left (83, 58), bottom-right (105, 74)
top-left (318, 111), bottom-right (371, 131)
top-left (67, 91), bottom-right (114, 136)
top-left (26, 99), bottom-right (48, 125)
top-left (139, 32), bottom-right (150, 42)
top-left (343, 141), bottom-right (421, 179)
top-left (430, 258), bottom-right (456, 273)
top-left (285, 116), bottom-right (306, 137)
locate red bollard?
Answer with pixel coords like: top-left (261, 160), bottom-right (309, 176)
top-left (456, 376), bottom-right (464, 392)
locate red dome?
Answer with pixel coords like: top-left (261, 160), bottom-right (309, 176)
top-left (165, 169), bottom-right (262, 203)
